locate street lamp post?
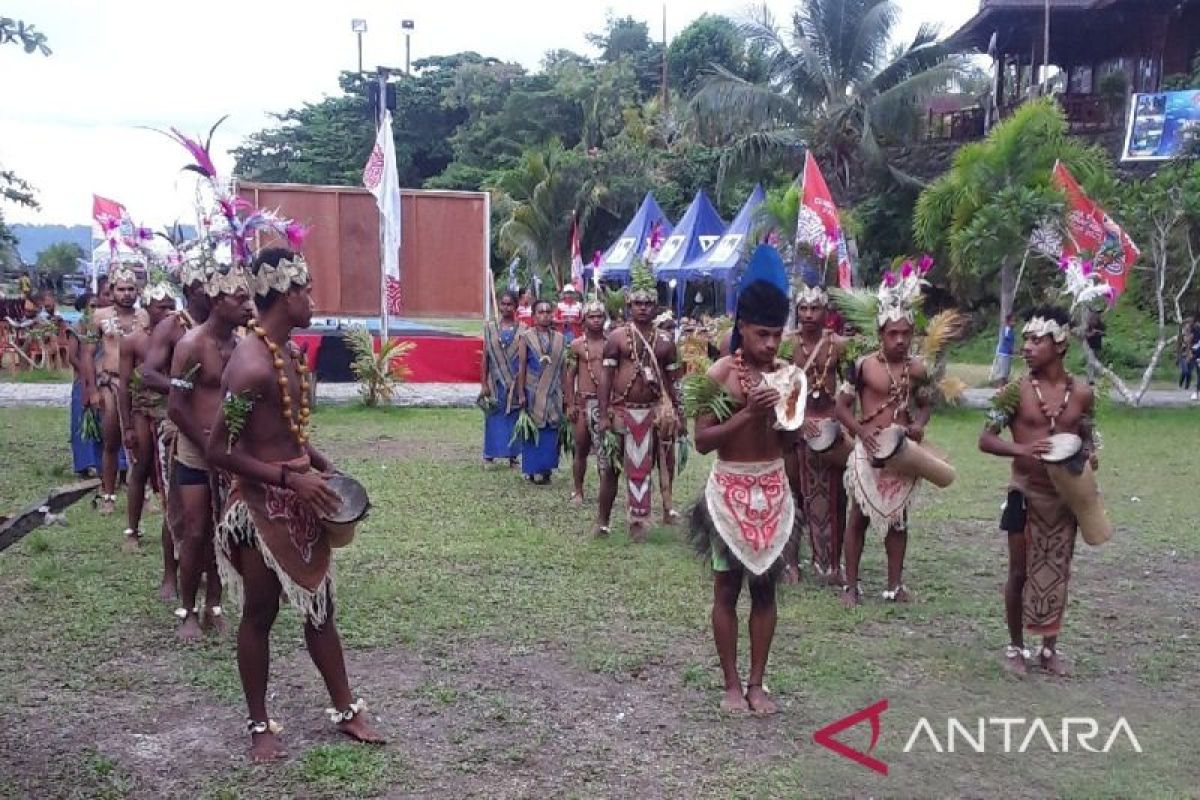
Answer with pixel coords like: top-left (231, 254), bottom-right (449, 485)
top-left (351, 18), bottom-right (367, 74)
top-left (402, 19), bottom-right (414, 76)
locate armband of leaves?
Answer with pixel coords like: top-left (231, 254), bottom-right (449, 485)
top-left (777, 337), bottom-right (795, 363)
top-left (222, 391), bottom-right (256, 453)
top-left (682, 373), bottom-right (737, 422)
top-left (565, 347), bottom-right (578, 369)
top-left (986, 380), bottom-right (1021, 432)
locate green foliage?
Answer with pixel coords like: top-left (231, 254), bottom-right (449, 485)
top-left (35, 241), bottom-right (84, 277)
top-left (344, 327), bottom-right (414, 408)
top-left (667, 14), bottom-right (763, 98)
top-left (221, 391), bottom-right (256, 453)
top-left (681, 372), bottom-right (736, 421)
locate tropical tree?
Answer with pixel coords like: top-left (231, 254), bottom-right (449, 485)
top-left (0, 17), bottom-right (50, 55)
top-left (691, 0), bottom-right (968, 189)
top-left (495, 141), bottom-right (604, 289)
top-left (36, 241), bottom-right (85, 277)
top-left (913, 99), bottom-right (1112, 357)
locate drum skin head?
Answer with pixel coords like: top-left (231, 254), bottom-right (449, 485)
top-left (324, 475), bottom-right (370, 524)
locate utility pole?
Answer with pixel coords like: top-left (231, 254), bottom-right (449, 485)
top-left (351, 18), bottom-right (367, 74)
top-left (660, 4), bottom-right (668, 111)
top-left (1042, 0), bottom-right (1051, 95)
top-left (402, 19), bottom-right (414, 76)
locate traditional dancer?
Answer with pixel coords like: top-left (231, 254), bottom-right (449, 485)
top-left (554, 284), bottom-right (584, 342)
top-left (979, 305), bottom-right (1098, 677)
top-left (479, 290), bottom-right (523, 468)
top-left (834, 267), bottom-right (934, 607)
top-left (209, 247), bottom-right (384, 761)
top-left (564, 296), bottom-right (608, 504)
top-left (789, 281), bottom-right (849, 584)
top-left (66, 291), bottom-right (103, 477)
top-left (139, 258), bottom-right (212, 600)
top-left (167, 261), bottom-right (252, 640)
top-left (685, 245), bottom-right (795, 714)
top-left (116, 278), bottom-right (179, 552)
top-left (80, 264), bottom-right (146, 516)
top-left (516, 299), bottom-right (567, 485)
top-left (595, 263), bottom-right (682, 539)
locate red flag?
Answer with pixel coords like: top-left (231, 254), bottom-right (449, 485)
top-left (797, 153), bottom-right (854, 288)
top-left (1052, 161), bottom-right (1139, 298)
top-left (91, 194), bottom-right (127, 236)
top-left (569, 213), bottom-right (584, 291)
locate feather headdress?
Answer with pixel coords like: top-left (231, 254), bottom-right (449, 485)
top-left (141, 269), bottom-right (179, 305)
top-left (795, 265), bottom-right (829, 307)
top-left (251, 254), bottom-right (310, 298)
top-left (1058, 256), bottom-right (1114, 311)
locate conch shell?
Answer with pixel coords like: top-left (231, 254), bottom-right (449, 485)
top-left (762, 364), bottom-right (808, 431)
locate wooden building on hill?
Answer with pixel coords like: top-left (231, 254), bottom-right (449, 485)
top-left (933, 0), bottom-right (1200, 140)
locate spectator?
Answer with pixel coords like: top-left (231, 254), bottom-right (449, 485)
top-left (990, 312), bottom-right (1017, 386)
top-left (516, 288), bottom-right (533, 326)
top-left (1178, 316), bottom-right (1195, 392)
top-left (1084, 308), bottom-right (1106, 385)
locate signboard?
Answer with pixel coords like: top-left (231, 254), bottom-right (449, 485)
top-left (606, 237), bottom-right (635, 264)
top-left (708, 234), bottom-right (743, 264)
top-left (1122, 90), bottom-right (1200, 162)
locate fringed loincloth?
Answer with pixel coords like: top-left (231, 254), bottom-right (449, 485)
top-left (797, 440), bottom-right (845, 574)
top-left (215, 456), bottom-right (334, 626)
top-left (687, 459), bottom-right (794, 582)
top-left (618, 404), bottom-right (656, 522)
top-left (1017, 478), bottom-right (1079, 637)
top-left (844, 440), bottom-right (919, 532)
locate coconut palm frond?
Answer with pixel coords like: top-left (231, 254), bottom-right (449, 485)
top-left (990, 378), bottom-right (1023, 416)
top-left (682, 373), bottom-right (737, 421)
top-left (937, 375), bottom-right (969, 406)
top-left (828, 287), bottom-right (879, 335)
top-left (921, 309), bottom-right (970, 362)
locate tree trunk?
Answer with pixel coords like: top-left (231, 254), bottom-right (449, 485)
top-left (1078, 339), bottom-right (1137, 404)
top-left (988, 257), bottom-right (1017, 382)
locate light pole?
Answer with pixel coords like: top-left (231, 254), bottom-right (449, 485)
top-left (351, 18), bottom-right (367, 74)
top-left (402, 19), bottom-right (414, 76)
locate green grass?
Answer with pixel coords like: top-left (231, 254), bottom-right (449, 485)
top-left (0, 404), bottom-right (1197, 797)
top-left (0, 366), bottom-right (72, 383)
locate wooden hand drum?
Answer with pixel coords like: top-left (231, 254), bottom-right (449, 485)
top-left (322, 474), bottom-right (370, 548)
top-left (1040, 433), bottom-right (1112, 546)
top-left (873, 424), bottom-right (957, 488)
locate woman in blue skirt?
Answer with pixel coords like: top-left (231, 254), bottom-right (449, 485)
top-left (517, 299), bottom-right (567, 485)
top-left (480, 291), bottom-right (524, 467)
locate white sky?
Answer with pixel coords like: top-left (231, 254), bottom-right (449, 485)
top-left (0, 0), bottom-right (975, 228)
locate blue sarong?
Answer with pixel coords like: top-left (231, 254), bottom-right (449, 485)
top-left (521, 425), bottom-right (560, 477)
top-left (484, 408), bottom-right (520, 460)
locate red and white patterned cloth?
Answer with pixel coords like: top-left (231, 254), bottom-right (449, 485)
top-left (704, 459), bottom-right (795, 576)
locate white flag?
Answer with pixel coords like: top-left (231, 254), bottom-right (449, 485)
top-left (363, 110), bottom-right (403, 313)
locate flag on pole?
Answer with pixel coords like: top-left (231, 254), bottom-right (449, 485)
top-left (569, 213), bottom-right (584, 291)
top-left (364, 110), bottom-right (403, 314)
top-left (1049, 161), bottom-right (1139, 299)
top-left (796, 152), bottom-right (854, 289)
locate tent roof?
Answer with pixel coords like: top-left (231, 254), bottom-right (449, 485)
top-left (652, 191), bottom-right (727, 278)
top-left (679, 184), bottom-right (765, 280)
top-left (594, 192), bottom-right (673, 279)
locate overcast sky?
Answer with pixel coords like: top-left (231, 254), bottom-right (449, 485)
top-left (0, 0), bottom-right (976, 228)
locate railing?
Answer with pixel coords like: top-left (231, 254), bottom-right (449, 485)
top-left (927, 94), bottom-right (1119, 141)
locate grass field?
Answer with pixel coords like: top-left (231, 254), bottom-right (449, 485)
top-left (0, 404), bottom-right (1197, 798)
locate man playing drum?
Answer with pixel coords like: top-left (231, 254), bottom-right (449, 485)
top-left (979, 305), bottom-right (1098, 677)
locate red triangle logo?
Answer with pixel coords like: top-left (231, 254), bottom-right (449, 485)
top-left (812, 698), bottom-right (889, 775)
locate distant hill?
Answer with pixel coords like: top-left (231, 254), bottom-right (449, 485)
top-left (10, 224), bottom-right (92, 264)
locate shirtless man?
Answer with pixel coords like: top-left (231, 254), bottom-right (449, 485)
top-left (835, 280), bottom-right (933, 607)
top-left (167, 264), bottom-right (251, 640)
top-left (81, 265), bottom-right (148, 517)
top-left (789, 285), bottom-right (848, 584)
top-left (564, 300), bottom-right (608, 505)
top-left (116, 280), bottom-right (178, 553)
top-left (689, 245), bottom-right (795, 714)
top-left (140, 263), bottom-right (212, 599)
top-left (207, 247), bottom-right (383, 761)
top-left (979, 305), bottom-right (1097, 677)
top-left (595, 266), bottom-right (682, 540)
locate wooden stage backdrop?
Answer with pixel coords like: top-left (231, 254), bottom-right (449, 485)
top-left (237, 182), bottom-right (489, 319)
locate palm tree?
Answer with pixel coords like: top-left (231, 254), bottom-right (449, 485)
top-left (496, 141), bottom-right (604, 289)
top-left (691, 0), bottom-right (969, 190)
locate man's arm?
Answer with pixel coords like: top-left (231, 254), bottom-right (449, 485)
top-left (907, 360), bottom-right (933, 443)
top-left (117, 336), bottom-right (137, 454)
top-left (515, 332), bottom-right (528, 408)
top-left (563, 343), bottom-right (578, 421)
top-left (140, 316), bottom-right (178, 394)
top-left (78, 325), bottom-right (99, 407)
top-left (693, 364), bottom-right (776, 454)
top-left (595, 332), bottom-right (619, 433)
top-left (205, 355), bottom-right (339, 515)
top-left (1077, 384), bottom-right (1099, 470)
top-left (166, 337), bottom-right (207, 452)
top-left (661, 338), bottom-right (683, 416)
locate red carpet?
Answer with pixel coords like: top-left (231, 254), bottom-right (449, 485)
top-left (293, 333), bottom-right (482, 384)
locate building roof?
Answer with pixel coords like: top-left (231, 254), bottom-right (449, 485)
top-left (948, 0), bottom-right (1169, 52)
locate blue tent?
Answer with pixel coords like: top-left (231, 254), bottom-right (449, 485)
top-left (652, 191), bottom-right (727, 313)
top-left (671, 185), bottom-right (765, 316)
top-left (586, 192), bottom-right (673, 286)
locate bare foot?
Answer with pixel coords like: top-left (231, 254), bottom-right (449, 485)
top-left (248, 732), bottom-right (287, 762)
top-left (720, 686), bottom-right (749, 713)
top-left (121, 532), bottom-right (140, 554)
top-left (824, 568), bottom-right (846, 588)
top-left (98, 497), bottom-right (116, 516)
top-left (569, 492), bottom-right (584, 507)
top-left (882, 585), bottom-right (910, 603)
top-left (158, 579), bottom-right (178, 602)
top-left (1002, 647), bottom-right (1029, 676)
top-left (592, 524), bottom-right (611, 538)
top-left (203, 607), bottom-right (227, 635)
top-left (1039, 648), bottom-right (1071, 677)
top-left (780, 563), bottom-right (800, 585)
top-left (661, 509), bottom-right (680, 527)
top-left (145, 495), bottom-right (161, 515)
top-left (629, 522), bottom-right (648, 543)
top-left (745, 685), bottom-right (778, 716)
top-left (337, 715), bottom-right (386, 744)
top-left (841, 584), bottom-right (861, 609)
top-left (175, 612), bottom-right (203, 643)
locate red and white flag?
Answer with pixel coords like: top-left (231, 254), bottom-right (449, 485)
top-left (364, 110), bottom-right (403, 314)
top-left (569, 213), bottom-right (584, 291)
top-left (1051, 161), bottom-right (1139, 299)
top-left (796, 152), bottom-right (854, 289)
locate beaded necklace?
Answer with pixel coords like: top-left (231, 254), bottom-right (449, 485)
top-left (733, 348), bottom-right (764, 398)
top-left (857, 352), bottom-right (911, 426)
top-left (795, 330), bottom-right (835, 399)
top-left (581, 335), bottom-right (603, 392)
top-left (1029, 374), bottom-right (1073, 432)
top-left (250, 321), bottom-right (311, 446)
top-left (611, 324), bottom-right (660, 404)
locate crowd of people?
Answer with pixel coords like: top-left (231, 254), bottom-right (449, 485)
top-left (481, 246), bottom-right (1109, 711)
